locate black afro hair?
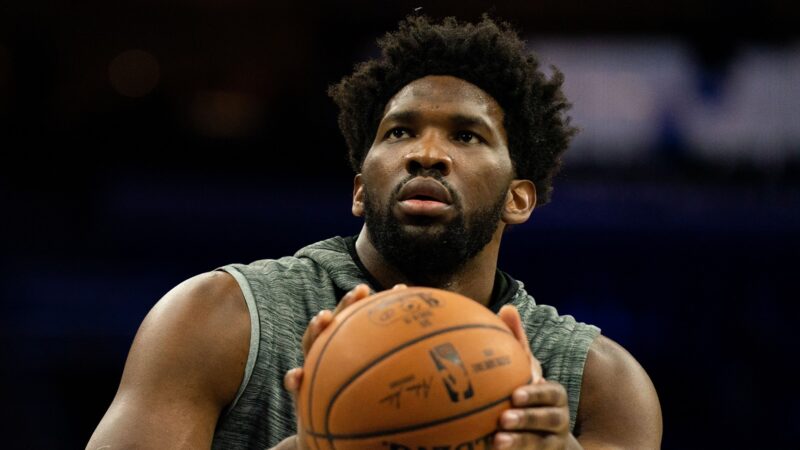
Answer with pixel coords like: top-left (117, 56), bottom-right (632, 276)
top-left (328, 15), bottom-right (577, 205)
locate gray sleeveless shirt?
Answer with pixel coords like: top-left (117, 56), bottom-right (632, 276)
top-left (211, 236), bottom-right (600, 449)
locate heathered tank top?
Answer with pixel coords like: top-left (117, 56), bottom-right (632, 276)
top-left (211, 236), bottom-right (600, 449)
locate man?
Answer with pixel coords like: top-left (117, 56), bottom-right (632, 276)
top-left (88, 15), bottom-right (662, 450)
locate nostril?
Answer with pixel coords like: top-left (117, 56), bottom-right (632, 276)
top-left (432, 161), bottom-right (449, 174)
top-left (405, 151), bottom-right (451, 175)
top-left (406, 159), bottom-right (423, 174)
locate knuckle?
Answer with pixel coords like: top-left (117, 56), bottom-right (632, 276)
top-left (547, 389), bottom-right (560, 405)
top-left (546, 409), bottom-right (564, 430)
top-left (529, 410), bottom-right (546, 429)
top-left (521, 408), bottom-right (568, 433)
top-left (520, 410), bottom-right (538, 429)
top-left (543, 383), bottom-right (564, 404)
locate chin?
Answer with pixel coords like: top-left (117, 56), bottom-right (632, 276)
top-left (398, 220), bottom-right (450, 236)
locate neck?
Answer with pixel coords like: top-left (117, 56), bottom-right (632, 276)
top-left (354, 225), bottom-right (503, 306)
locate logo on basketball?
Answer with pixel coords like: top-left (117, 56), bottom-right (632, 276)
top-left (369, 292), bottom-right (443, 327)
top-left (429, 343), bottom-right (474, 403)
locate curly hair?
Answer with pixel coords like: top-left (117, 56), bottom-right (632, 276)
top-left (328, 15), bottom-right (576, 206)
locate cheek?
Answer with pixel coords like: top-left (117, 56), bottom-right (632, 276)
top-left (360, 150), bottom-right (397, 194)
top-left (362, 147), bottom-right (383, 174)
top-left (363, 146), bottom-right (405, 177)
top-left (456, 155), bottom-right (512, 205)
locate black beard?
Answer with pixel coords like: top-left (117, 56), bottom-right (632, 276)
top-left (363, 177), bottom-right (507, 286)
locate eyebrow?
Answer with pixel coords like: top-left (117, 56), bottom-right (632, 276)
top-left (449, 114), bottom-right (492, 132)
top-left (382, 110), bottom-right (493, 132)
top-left (381, 110), bottom-right (420, 125)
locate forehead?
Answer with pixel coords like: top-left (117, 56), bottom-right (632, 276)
top-left (382, 75), bottom-right (505, 124)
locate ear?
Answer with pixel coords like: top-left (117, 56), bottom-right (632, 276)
top-left (501, 179), bottom-right (536, 225)
top-left (352, 174), bottom-right (365, 217)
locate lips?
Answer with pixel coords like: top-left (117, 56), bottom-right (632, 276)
top-left (397, 178), bottom-right (453, 204)
top-left (395, 177), bottom-right (454, 218)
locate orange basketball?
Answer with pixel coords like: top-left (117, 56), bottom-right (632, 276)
top-left (297, 287), bottom-right (532, 450)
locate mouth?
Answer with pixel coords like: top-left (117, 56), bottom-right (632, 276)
top-left (398, 178), bottom-right (453, 203)
top-left (396, 177), bottom-right (453, 217)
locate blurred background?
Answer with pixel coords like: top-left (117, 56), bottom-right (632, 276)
top-left (1, 0), bottom-right (798, 448)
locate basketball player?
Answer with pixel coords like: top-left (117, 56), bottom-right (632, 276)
top-left (88, 16), bottom-right (662, 450)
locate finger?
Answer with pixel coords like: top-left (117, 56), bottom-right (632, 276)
top-left (511, 381), bottom-right (568, 408)
top-left (499, 407), bottom-right (570, 434)
top-left (493, 431), bottom-right (549, 450)
top-left (392, 283), bottom-right (408, 290)
top-left (283, 367), bottom-right (304, 394)
top-left (498, 305), bottom-right (543, 383)
top-left (334, 283), bottom-right (371, 314)
top-left (301, 309), bottom-right (333, 355)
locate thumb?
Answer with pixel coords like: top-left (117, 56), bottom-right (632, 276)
top-left (498, 305), bottom-right (543, 383)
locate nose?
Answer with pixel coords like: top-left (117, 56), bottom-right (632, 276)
top-left (404, 132), bottom-right (452, 176)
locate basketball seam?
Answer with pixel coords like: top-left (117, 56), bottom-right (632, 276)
top-left (309, 393), bottom-right (514, 441)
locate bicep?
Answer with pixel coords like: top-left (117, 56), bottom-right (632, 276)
top-left (87, 272), bottom-right (251, 449)
top-left (575, 335), bottom-right (663, 450)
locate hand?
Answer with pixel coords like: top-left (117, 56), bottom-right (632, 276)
top-left (281, 283), bottom-right (407, 450)
top-left (494, 305), bottom-right (574, 450)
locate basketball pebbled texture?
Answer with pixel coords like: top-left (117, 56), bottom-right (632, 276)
top-left (297, 287), bottom-right (532, 450)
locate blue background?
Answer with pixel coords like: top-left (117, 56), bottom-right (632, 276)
top-left (1, 1), bottom-right (799, 448)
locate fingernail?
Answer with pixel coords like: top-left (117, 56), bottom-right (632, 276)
top-left (494, 432), bottom-right (512, 449)
top-left (512, 389), bottom-right (529, 405)
top-left (502, 411), bottom-right (520, 428)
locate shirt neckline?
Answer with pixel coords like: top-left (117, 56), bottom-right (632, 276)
top-left (341, 235), bottom-right (518, 313)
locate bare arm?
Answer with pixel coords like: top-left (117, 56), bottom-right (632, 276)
top-left (493, 307), bottom-right (661, 449)
top-left (574, 335), bottom-right (663, 449)
top-left (87, 271), bottom-right (250, 449)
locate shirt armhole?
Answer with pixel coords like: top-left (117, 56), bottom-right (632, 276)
top-left (563, 324), bottom-right (601, 432)
top-left (216, 265), bottom-right (261, 417)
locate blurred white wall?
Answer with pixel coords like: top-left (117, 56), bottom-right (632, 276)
top-left (530, 38), bottom-right (800, 169)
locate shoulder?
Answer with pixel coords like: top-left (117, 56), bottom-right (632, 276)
top-left (87, 272), bottom-right (251, 448)
top-left (225, 252), bottom-right (336, 282)
top-left (145, 270), bottom-right (248, 344)
top-left (576, 335), bottom-right (663, 449)
top-left (222, 236), bottom-right (361, 303)
top-left (125, 271), bottom-right (250, 405)
top-left (157, 270), bottom-right (246, 314)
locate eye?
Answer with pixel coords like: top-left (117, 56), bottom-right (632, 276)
top-left (455, 131), bottom-right (482, 144)
top-left (385, 128), bottom-right (413, 140)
